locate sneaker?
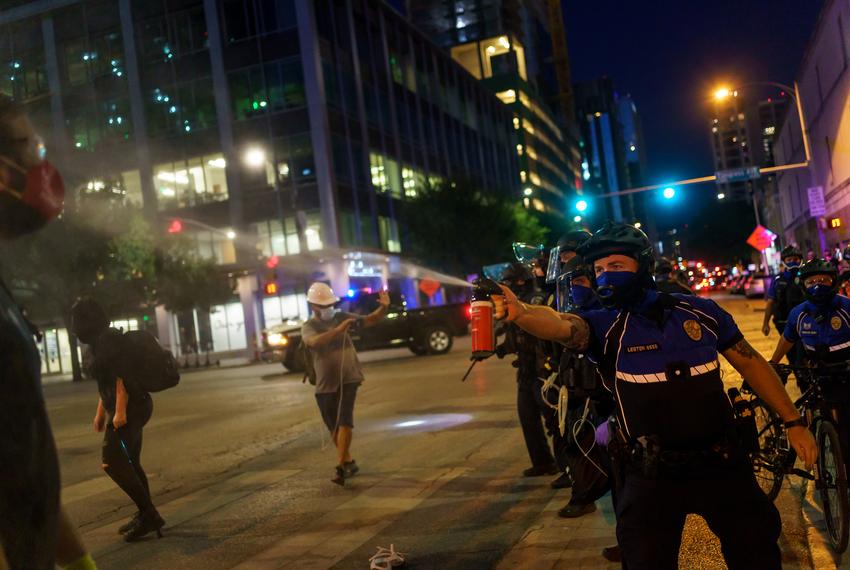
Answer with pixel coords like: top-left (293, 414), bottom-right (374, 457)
top-left (343, 460), bottom-right (359, 477)
top-left (369, 544), bottom-right (406, 569)
top-left (550, 472), bottom-right (573, 489)
top-left (523, 464), bottom-right (558, 477)
top-left (557, 502), bottom-right (597, 519)
top-left (123, 509), bottom-right (165, 542)
top-left (601, 544), bottom-right (622, 562)
top-left (331, 465), bottom-right (346, 486)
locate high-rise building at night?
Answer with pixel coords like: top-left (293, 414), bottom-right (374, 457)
top-left (0, 0), bottom-right (519, 375)
top-left (708, 92), bottom-right (788, 202)
top-left (407, 0), bottom-right (583, 217)
top-left (573, 77), bottom-right (647, 225)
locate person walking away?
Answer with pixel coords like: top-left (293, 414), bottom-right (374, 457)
top-left (301, 283), bottom-right (390, 485)
top-left (0, 93), bottom-right (97, 568)
top-left (494, 222), bottom-right (816, 569)
top-left (71, 298), bottom-right (164, 542)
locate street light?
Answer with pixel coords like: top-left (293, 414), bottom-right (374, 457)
top-left (662, 187), bottom-right (676, 200)
top-left (225, 230), bottom-right (237, 240)
top-left (523, 187), bottom-right (533, 197)
top-left (575, 199), bottom-right (588, 212)
top-left (717, 193), bottom-right (726, 200)
top-left (714, 87), bottom-right (731, 100)
top-left (573, 215), bottom-right (582, 223)
top-left (243, 146), bottom-right (266, 168)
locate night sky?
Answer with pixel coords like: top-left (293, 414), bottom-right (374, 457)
top-left (564, 0), bottom-right (824, 256)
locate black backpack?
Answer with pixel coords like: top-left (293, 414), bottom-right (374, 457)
top-left (122, 330), bottom-right (180, 392)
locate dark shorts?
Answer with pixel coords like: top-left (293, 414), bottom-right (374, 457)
top-left (315, 383), bottom-right (359, 432)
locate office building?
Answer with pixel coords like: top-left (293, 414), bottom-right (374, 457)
top-left (0, 0), bottom-right (519, 375)
top-left (407, 0), bottom-right (583, 217)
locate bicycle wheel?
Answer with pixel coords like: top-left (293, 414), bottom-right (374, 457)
top-left (750, 399), bottom-right (789, 500)
top-left (817, 420), bottom-right (850, 553)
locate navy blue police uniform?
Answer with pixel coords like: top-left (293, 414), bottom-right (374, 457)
top-left (583, 289), bottom-right (781, 569)
top-left (783, 295), bottom-right (850, 464)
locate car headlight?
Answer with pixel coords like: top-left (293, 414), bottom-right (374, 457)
top-left (268, 333), bottom-right (288, 346)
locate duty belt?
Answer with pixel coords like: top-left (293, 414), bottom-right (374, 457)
top-left (628, 435), bottom-right (736, 478)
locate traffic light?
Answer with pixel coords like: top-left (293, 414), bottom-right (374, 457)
top-left (167, 219), bottom-right (183, 233)
top-left (264, 282), bottom-right (278, 295)
top-left (265, 255), bottom-right (280, 269)
top-left (829, 217), bottom-right (842, 229)
top-left (575, 199), bottom-right (588, 213)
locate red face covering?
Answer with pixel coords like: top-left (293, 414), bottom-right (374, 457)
top-left (0, 155), bottom-right (65, 238)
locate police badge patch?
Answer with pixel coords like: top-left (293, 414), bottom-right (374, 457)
top-left (832, 316), bottom-right (842, 331)
top-left (683, 319), bottom-right (702, 341)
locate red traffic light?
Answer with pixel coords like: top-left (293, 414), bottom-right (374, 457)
top-left (264, 282), bottom-right (278, 296)
top-left (266, 255), bottom-right (279, 269)
top-left (167, 219), bottom-right (183, 233)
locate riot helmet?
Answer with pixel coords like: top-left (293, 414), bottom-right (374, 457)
top-left (780, 245), bottom-right (803, 268)
top-left (555, 254), bottom-right (596, 312)
top-left (577, 222), bottom-right (655, 309)
top-left (499, 262), bottom-right (535, 296)
top-left (654, 257), bottom-right (674, 278)
top-left (545, 229), bottom-right (592, 283)
top-left (797, 258), bottom-right (839, 307)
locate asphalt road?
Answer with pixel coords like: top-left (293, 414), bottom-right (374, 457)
top-left (46, 295), bottom-right (835, 569)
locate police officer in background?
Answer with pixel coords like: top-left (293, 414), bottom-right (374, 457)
top-left (769, 259), bottom-right (850, 463)
top-left (494, 222), bottom-right (817, 569)
top-left (762, 246), bottom-right (805, 342)
top-left (495, 262), bottom-right (558, 477)
top-left (654, 257), bottom-right (692, 295)
top-left (551, 254), bottom-right (614, 520)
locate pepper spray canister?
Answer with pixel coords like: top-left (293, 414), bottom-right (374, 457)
top-left (470, 277), bottom-right (503, 359)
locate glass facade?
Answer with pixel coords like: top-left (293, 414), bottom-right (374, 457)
top-left (1, 0), bottom-right (519, 369)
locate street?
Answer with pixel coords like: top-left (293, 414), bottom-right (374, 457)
top-left (51, 295), bottom-right (834, 569)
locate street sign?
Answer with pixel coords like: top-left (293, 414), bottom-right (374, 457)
top-left (807, 186), bottom-right (826, 217)
top-left (746, 225), bottom-right (776, 252)
top-left (715, 166), bottom-right (761, 184)
top-left (419, 279), bottom-right (441, 298)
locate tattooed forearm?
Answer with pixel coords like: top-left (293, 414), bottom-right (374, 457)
top-left (561, 314), bottom-right (590, 351)
top-left (729, 338), bottom-right (757, 359)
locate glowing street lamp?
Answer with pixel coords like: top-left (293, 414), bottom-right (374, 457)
top-left (714, 87), bottom-right (731, 100)
top-left (243, 146), bottom-right (266, 168)
top-left (575, 199), bottom-right (588, 213)
top-left (662, 187), bottom-right (676, 200)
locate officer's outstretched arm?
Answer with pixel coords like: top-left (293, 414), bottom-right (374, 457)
top-left (493, 285), bottom-right (590, 351)
top-left (722, 338), bottom-right (817, 468)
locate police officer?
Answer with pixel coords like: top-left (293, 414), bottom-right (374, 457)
top-left (769, 259), bottom-right (850, 461)
top-left (551, 254), bottom-right (613, 520)
top-left (494, 222), bottom-right (817, 569)
top-left (762, 246), bottom-right (804, 341)
top-left (654, 257), bottom-right (692, 295)
top-left (495, 262), bottom-right (558, 477)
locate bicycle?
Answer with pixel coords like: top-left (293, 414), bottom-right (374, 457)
top-left (743, 362), bottom-right (850, 554)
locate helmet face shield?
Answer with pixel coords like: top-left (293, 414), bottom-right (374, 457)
top-left (556, 273), bottom-right (571, 312)
top-left (545, 246), bottom-right (579, 283)
top-left (512, 242), bottom-right (544, 264)
top-left (482, 262), bottom-right (511, 282)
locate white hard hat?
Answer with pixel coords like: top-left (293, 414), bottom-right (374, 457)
top-left (306, 282), bottom-right (339, 306)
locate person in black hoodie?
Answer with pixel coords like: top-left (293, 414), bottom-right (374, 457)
top-left (71, 298), bottom-right (164, 542)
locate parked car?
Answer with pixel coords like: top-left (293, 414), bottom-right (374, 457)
top-left (261, 291), bottom-right (471, 372)
top-left (744, 274), bottom-right (767, 298)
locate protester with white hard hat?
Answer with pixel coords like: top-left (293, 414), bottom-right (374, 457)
top-left (301, 282), bottom-right (390, 485)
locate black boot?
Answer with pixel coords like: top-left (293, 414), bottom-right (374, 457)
top-left (118, 511), bottom-right (141, 534)
top-left (343, 460), bottom-right (359, 477)
top-left (550, 472), bottom-right (573, 489)
top-left (123, 509), bottom-right (165, 542)
top-left (331, 465), bottom-right (346, 486)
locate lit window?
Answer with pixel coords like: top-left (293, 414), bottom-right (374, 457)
top-left (519, 170), bottom-right (527, 182)
top-left (496, 89), bottom-right (517, 104)
top-left (763, 126), bottom-right (775, 135)
top-left (516, 144), bottom-right (523, 156)
top-left (513, 116), bottom-right (520, 130)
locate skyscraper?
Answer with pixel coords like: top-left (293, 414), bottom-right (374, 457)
top-left (407, 0), bottom-right (583, 218)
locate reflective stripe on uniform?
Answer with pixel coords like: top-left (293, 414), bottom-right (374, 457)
top-left (615, 359), bottom-right (719, 383)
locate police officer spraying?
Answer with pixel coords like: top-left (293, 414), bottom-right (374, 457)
top-left (762, 246), bottom-right (804, 340)
top-left (495, 262), bottom-right (559, 478)
top-left (493, 222), bottom-right (817, 569)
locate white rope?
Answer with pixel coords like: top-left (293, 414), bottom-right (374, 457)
top-left (571, 398), bottom-right (607, 477)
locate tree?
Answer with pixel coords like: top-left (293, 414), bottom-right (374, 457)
top-left (401, 179), bottom-right (549, 276)
top-left (0, 196), bottom-right (233, 381)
